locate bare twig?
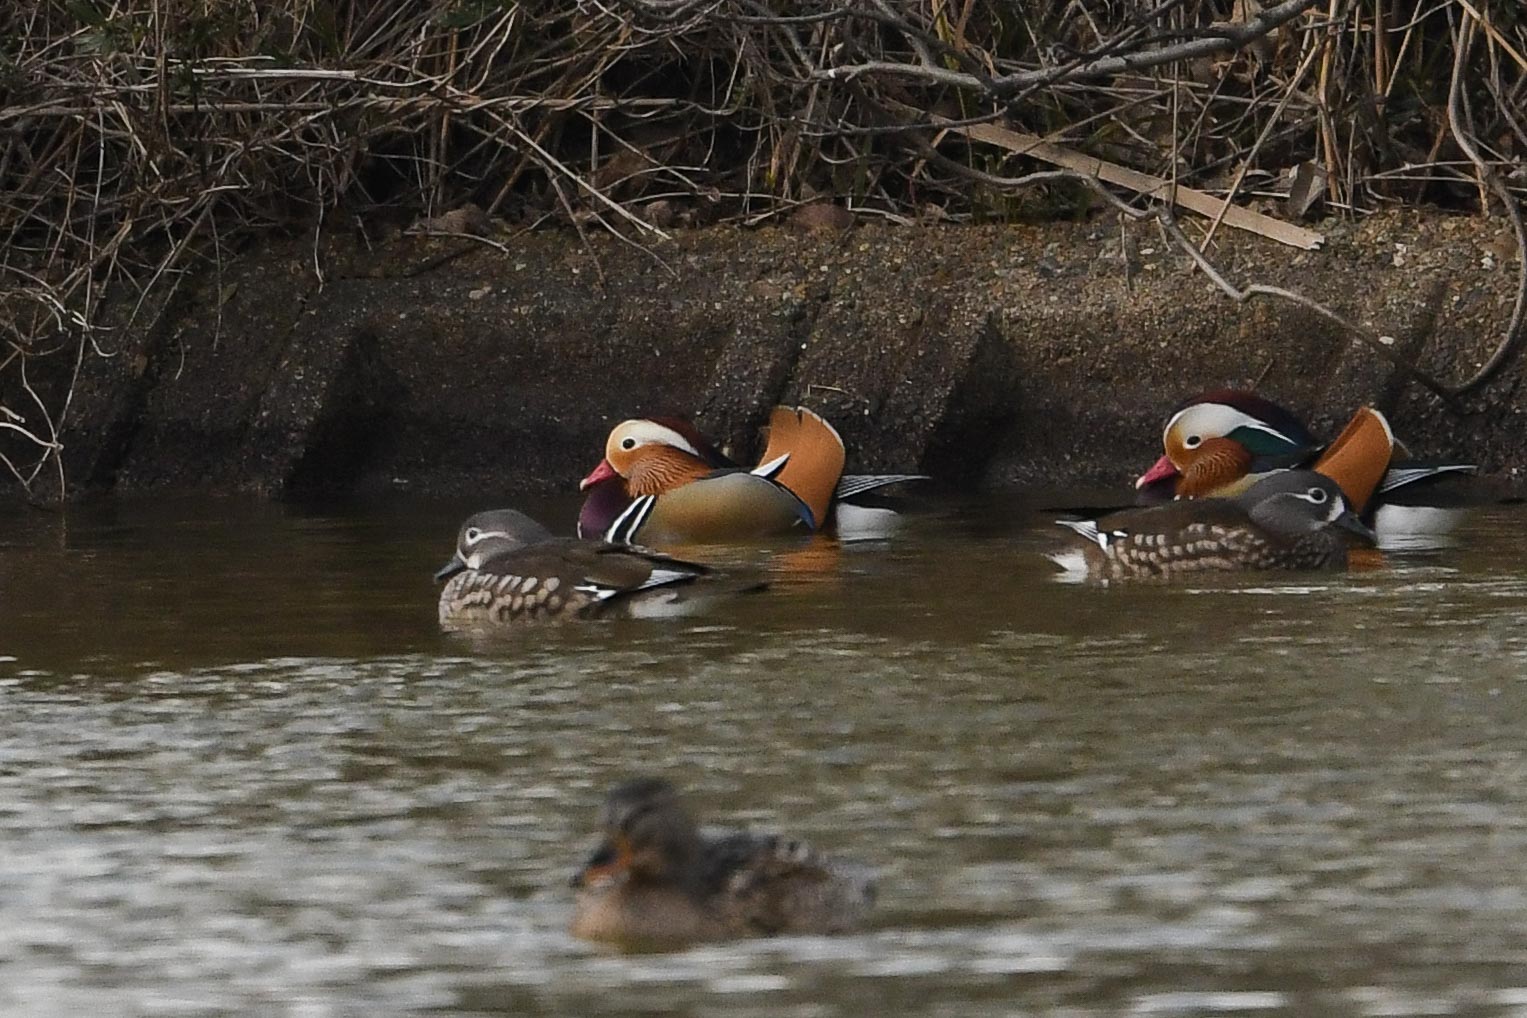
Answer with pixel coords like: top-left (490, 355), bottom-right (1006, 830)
top-left (1442, 10), bottom-right (1527, 396)
top-left (819, 0), bottom-right (1324, 95)
top-left (939, 115), bottom-right (1325, 249)
top-left (1153, 210), bottom-right (1461, 404)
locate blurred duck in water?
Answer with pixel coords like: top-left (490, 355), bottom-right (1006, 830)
top-left (570, 777), bottom-right (877, 947)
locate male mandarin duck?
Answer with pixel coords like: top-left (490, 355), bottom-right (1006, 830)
top-left (1054, 470), bottom-right (1376, 581)
top-left (433, 510), bottom-right (760, 631)
top-left (569, 777), bottom-right (877, 947)
top-left (1135, 389), bottom-right (1476, 544)
top-left (578, 406), bottom-right (923, 544)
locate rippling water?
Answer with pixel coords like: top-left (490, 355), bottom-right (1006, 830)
top-left (5, 495), bottom-right (1527, 1016)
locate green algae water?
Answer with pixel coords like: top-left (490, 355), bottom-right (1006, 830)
top-left (5, 495), bottom-right (1527, 1016)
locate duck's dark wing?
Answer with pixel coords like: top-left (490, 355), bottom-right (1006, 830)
top-left (569, 541), bottom-right (711, 604)
top-left (1379, 460), bottom-right (1479, 500)
top-left (834, 474), bottom-right (928, 501)
top-left (475, 540), bottom-right (710, 613)
top-left (1054, 498), bottom-right (1276, 577)
top-left (1251, 447), bottom-right (1320, 473)
top-left (1058, 498), bottom-right (1250, 547)
top-left (702, 831), bottom-right (876, 935)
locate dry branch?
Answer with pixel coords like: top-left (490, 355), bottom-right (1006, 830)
top-left (946, 118), bottom-right (1325, 250)
top-left (820, 0), bottom-right (1324, 95)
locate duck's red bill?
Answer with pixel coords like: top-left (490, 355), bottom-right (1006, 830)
top-left (580, 459), bottom-right (618, 490)
top-left (1135, 454), bottom-right (1180, 489)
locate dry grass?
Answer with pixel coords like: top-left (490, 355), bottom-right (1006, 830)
top-left (1, 0), bottom-right (1524, 495)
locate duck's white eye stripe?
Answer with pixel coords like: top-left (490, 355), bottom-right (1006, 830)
top-left (1164, 403), bottom-right (1296, 447)
top-left (618, 422), bottom-right (700, 457)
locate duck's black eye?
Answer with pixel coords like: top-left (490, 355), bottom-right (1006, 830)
top-left (1307, 487), bottom-right (1328, 504)
top-left (620, 437), bottom-right (637, 451)
top-left (1184, 434), bottom-right (1202, 448)
top-left (464, 527), bottom-right (482, 544)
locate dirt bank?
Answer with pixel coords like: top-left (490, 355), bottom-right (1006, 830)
top-left (10, 210), bottom-right (1524, 501)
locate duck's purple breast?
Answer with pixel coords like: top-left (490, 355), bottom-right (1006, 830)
top-left (578, 476), bottom-right (634, 539)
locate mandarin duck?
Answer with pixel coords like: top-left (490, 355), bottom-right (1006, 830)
top-left (434, 510), bottom-right (759, 631)
top-left (570, 777), bottom-right (877, 947)
top-left (578, 406), bottom-right (923, 544)
top-left (1135, 390), bottom-right (1476, 544)
top-left (1054, 470), bottom-right (1376, 581)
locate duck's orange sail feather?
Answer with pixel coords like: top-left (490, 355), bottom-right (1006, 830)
top-left (756, 406), bottom-right (846, 529)
top-left (1313, 407), bottom-right (1394, 514)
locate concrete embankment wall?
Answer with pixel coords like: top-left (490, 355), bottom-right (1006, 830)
top-left (14, 211), bottom-right (1524, 501)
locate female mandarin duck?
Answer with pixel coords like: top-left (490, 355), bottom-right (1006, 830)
top-left (433, 509), bottom-right (759, 631)
top-left (1135, 389), bottom-right (1476, 544)
top-left (1055, 470), bottom-right (1376, 581)
top-left (578, 405), bottom-right (923, 544)
top-left (570, 777), bottom-right (877, 947)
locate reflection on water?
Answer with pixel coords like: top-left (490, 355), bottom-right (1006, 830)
top-left (4, 496), bottom-right (1527, 1016)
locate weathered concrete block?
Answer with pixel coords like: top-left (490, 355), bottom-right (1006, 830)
top-left (7, 211), bottom-right (1523, 502)
top-left (112, 251), bottom-right (313, 492)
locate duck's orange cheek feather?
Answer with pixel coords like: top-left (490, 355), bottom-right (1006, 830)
top-left (1177, 439), bottom-right (1253, 498)
top-left (625, 447), bottom-right (710, 496)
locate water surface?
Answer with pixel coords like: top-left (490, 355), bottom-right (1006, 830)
top-left (4, 496), bottom-right (1527, 1016)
